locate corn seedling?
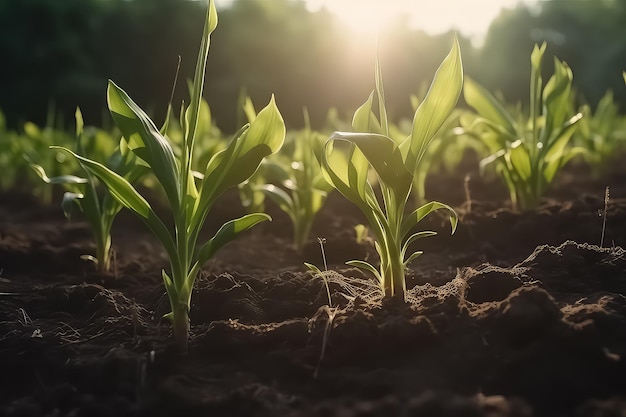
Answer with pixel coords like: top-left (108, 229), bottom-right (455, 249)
top-left (55, 0), bottom-right (286, 352)
top-left (320, 38), bottom-right (462, 301)
top-left (31, 108), bottom-right (146, 272)
top-left (20, 112), bottom-right (80, 204)
top-left (463, 43), bottom-right (583, 211)
top-left (258, 109), bottom-right (334, 251)
top-left (576, 91), bottom-right (626, 176)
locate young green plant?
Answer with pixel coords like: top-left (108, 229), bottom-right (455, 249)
top-left (55, 0), bottom-right (286, 352)
top-left (31, 108), bottom-right (145, 272)
top-left (463, 43), bottom-right (583, 211)
top-left (320, 38), bottom-right (462, 301)
top-left (575, 90), bottom-right (626, 176)
top-left (258, 109), bottom-right (334, 251)
top-left (20, 110), bottom-right (80, 204)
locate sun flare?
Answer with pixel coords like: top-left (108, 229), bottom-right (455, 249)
top-left (307, 0), bottom-right (398, 34)
top-left (305, 0), bottom-right (534, 42)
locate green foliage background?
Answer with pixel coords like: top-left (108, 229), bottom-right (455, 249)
top-left (1, 0), bottom-right (625, 131)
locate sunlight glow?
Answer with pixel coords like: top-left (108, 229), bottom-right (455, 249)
top-left (305, 0), bottom-right (534, 43)
top-left (306, 0), bottom-right (398, 34)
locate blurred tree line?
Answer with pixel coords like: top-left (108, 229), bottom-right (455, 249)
top-left (1, 0), bottom-right (625, 132)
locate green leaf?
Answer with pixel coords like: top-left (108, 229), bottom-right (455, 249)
top-left (403, 36), bottom-right (463, 171)
top-left (352, 91), bottom-right (382, 134)
top-left (329, 132), bottom-right (412, 198)
top-left (107, 80), bottom-right (181, 213)
top-left (61, 192), bottom-right (84, 220)
top-left (346, 260), bottom-right (382, 286)
top-left (242, 96), bottom-right (257, 123)
top-left (309, 189), bottom-right (328, 214)
top-left (507, 140), bottom-right (532, 181)
top-left (401, 230), bottom-right (437, 260)
top-left (404, 251), bottom-right (423, 266)
top-left (375, 56), bottom-right (389, 136)
top-left (463, 77), bottom-right (516, 138)
top-left (260, 184), bottom-right (295, 219)
top-left (29, 163), bottom-right (87, 185)
top-left (321, 137), bottom-right (374, 216)
top-left (542, 113), bottom-right (583, 182)
top-left (53, 146), bottom-right (178, 267)
top-left (530, 43), bottom-right (546, 136)
top-left (400, 201), bottom-right (457, 240)
top-left (195, 213), bottom-right (270, 266)
top-left (194, 95), bottom-right (285, 228)
top-left (304, 262), bottom-right (323, 277)
top-left (75, 107), bottom-right (84, 140)
top-left (185, 0), bottom-right (219, 151)
top-left (542, 58), bottom-right (574, 140)
top-left (530, 42), bottom-right (546, 71)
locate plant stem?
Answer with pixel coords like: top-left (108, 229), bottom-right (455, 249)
top-left (294, 211), bottom-right (314, 252)
top-left (172, 303), bottom-right (190, 353)
top-left (386, 238), bottom-right (406, 301)
top-left (95, 235), bottom-right (111, 273)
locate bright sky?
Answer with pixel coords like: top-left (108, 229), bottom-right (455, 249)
top-left (216, 0), bottom-right (536, 44)
top-left (307, 0), bottom-right (530, 37)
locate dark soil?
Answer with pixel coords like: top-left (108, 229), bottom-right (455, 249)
top-left (2, 158), bottom-right (626, 417)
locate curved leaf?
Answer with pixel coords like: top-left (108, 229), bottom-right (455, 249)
top-left (53, 146), bottom-right (178, 268)
top-left (260, 184), bottom-right (295, 219)
top-left (30, 163), bottom-right (87, 185)
top-left (464, 77), bottom-right (516, 138)
top-left (401, 231), bottom-right (437, 259)
top-left (195, 96), bottom-right (285, 224)
top-left (507, 140), bottom-right (532, 181)
top-left (346, 260), bottom-right (382, 287)
top-left (61, 192), bottom-right (84, 220)
top-left (403, 251), bottom-right (423, 266)
top-left (352, 91), bottom-right (382, 134)
top-left (321, 136), bottom-right (374, 217)
top-left (329, 132), bottom-right (412, 198)
top-left (400, 201), bottom-right (457, 240)
top-left (195, 213), bottom-right (270, 266)
top-left (543, 113), bottom-right (583, 182)
top-left (107, 80), bottom-right (181, 213)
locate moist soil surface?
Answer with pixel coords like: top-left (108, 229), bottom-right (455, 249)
top-left (2, 158), bottom-right (626, 417)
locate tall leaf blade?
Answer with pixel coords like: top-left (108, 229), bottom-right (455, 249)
top-left (374, 56), bottom-right (388, 136)
top-left (404, 36), bottom-right (463, 172)
top-left (185, 0), bottom-right (219, 151)
top-left (542, 59), bottom-right (573, 142)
